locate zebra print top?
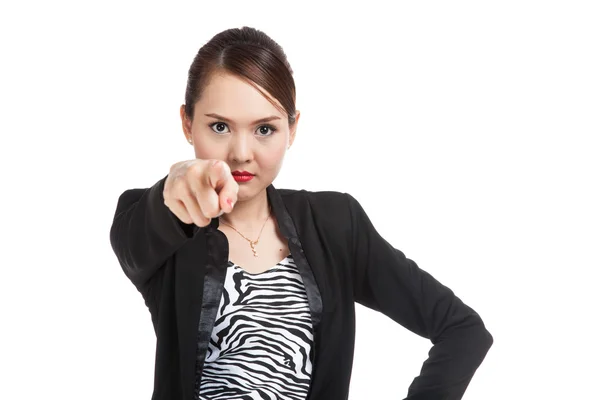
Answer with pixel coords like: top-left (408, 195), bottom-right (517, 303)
top-left (198, 253), bottom-right (314, 400)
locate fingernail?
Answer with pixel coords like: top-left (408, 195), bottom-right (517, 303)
top-left (227, 198), bottom-right (234, 208)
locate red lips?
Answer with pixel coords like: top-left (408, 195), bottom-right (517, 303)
top-left (231, 171), bottom-right (254, 176)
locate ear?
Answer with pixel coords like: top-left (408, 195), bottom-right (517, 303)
top-left (180, 105), bottom-right (192, 140)
top-left (288, 110), bottom-right (301, 148)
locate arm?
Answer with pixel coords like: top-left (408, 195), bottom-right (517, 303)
top-left (109, 174), bottom-right (200, 289)
top-left (345, 193), bottom-right (493, 400)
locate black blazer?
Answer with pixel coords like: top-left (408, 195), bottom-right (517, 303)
top-left (109, 175), bottom-right (493, 400)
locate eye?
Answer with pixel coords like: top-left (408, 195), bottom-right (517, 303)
top-left (209, 122), bottom-right (230, 134)
top-left (208, 122), bottom-right (277, 136)
top-left (256, 124), bottom-right (277, 136)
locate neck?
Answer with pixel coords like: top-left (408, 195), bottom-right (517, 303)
top-left (218, 188), bottom-right (271, 231)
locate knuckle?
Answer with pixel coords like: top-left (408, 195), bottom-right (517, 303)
top-left (186, 163), bottom-right (201, 178)
top-left (180, 214), bottom-right (192, 224)
top-left (199, 198), bottom-right (219, 218)
top-left (219, 161), bottom-right (229, 173)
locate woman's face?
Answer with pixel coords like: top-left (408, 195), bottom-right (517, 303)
top-left (180, 72), bottom-right (299, 201)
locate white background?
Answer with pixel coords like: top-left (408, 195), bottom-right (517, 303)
top-left (1, 1), bottom-right (598, 399)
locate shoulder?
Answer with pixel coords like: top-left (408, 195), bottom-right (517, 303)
top-left (276, 188), bottom-right (365, 249)
top-left (276, 186), bottom-right (349, 206)
top-left (276, 185), bottom-right (363, 203)
top-left (113, 175), bottom-right (168, 216)
top-left (275, 186), bottom-right (363, 221)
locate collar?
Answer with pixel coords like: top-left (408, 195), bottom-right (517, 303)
top-left (205, 183), bottom-right (299, 242)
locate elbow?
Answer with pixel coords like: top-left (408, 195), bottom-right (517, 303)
top-left (109, 216), bottom-right (147, 287)
top-left (473, 311), bottom-right (493, 349)
top-left (471, 314), bottom-right (494, 358)
top-left (483, 324), bottom-right (494, 351)
top-left (442, 310), bottom-right (494, 356)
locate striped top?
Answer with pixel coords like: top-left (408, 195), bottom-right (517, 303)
top-left (198, 254), bottom-right (314, 400)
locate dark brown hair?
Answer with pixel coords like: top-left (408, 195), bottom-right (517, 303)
top-left (184, 26), bottom-right (296, 126)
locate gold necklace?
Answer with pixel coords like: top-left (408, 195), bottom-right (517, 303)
top-left (218, 205), bottom-right (272, 257)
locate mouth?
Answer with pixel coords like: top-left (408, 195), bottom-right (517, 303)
top-left (231, 171), bottom-right (255, 176)
top-left (231, 170), bottom-right (255, 182)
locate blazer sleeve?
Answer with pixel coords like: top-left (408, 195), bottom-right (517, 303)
top-left (345, 193), bottom-right (493, 400)
top-left (109, 174), bottom-right (200, 289)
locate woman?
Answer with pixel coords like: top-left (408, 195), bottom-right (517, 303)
top-left (110, 26), bottom-right (493, 400)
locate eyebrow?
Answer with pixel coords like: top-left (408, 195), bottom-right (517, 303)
top-left (204, 113), bottom-right (281, 125)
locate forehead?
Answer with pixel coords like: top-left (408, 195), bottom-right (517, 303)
top-left (197, 72), bottom-right (285, 118)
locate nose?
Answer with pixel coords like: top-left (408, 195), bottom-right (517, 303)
top-left (229, 131), bottom-right (253, 163)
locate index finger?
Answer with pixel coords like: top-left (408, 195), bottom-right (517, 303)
top-left (207, 160), bottom-right (239, 212)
